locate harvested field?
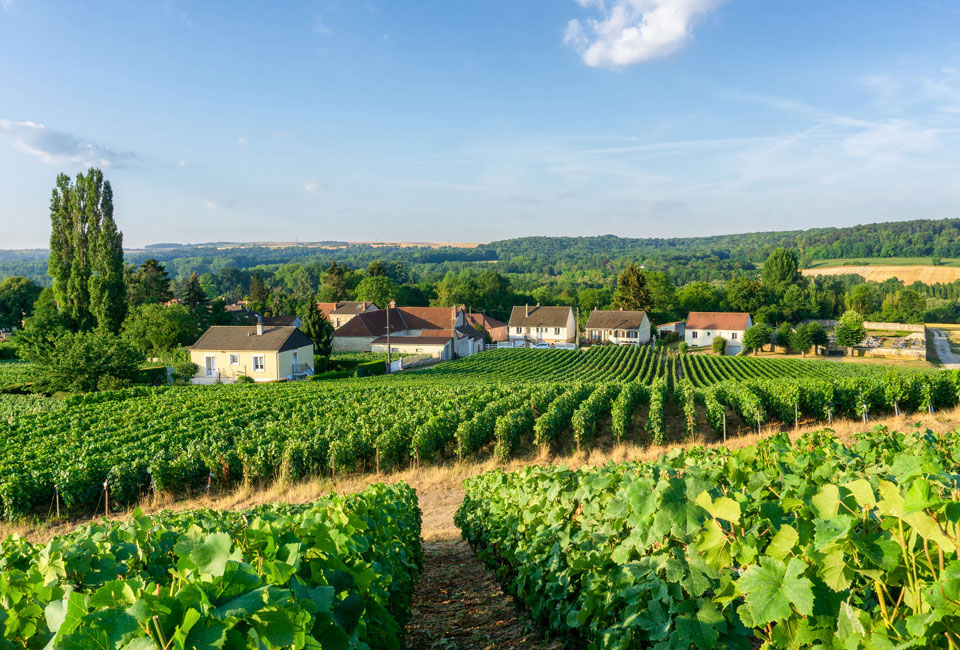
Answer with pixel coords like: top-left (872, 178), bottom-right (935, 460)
top-left (802, 264), bottom-right (960, 284)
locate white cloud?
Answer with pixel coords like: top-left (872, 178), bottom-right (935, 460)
top-left (203, 199), bottom-right (237, 210)
top-left (237, 137), bottom-right (248, 149)
top-left (178, 159), bottom-right (189, 167)
top-left (565, 0), bottom-right (728, 68)
top-left (1, 0), bottom-right (15, 12)
top-left (302, 180), bottom-right (322, 193)
top-left (0, 118), bottom-right (134, 167)
top-left (313, 16), bottom-right (333, 36)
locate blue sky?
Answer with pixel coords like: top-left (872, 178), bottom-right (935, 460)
top-left (1, 0), bottom-right (959, 248)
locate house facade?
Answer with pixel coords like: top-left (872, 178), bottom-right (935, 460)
top-left (507, 305), bottom-right (576, 347)
top-left (189, 322), bottom-right (315, 383)
top-left (585, 309), bottom-right (651, 345)
top-left (684, 312), bottom-right (752, 355)
top-left (333, 306), bottom-right (482, 357)
top-left (317, 301), bottom-right (379, 329)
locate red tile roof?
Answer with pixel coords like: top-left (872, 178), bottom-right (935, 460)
top-left (685, 312), bottom-right (751, 331)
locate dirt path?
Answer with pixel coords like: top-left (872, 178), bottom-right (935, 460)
top-left (406, 536), bottom-right (562, 650)
top-left (930, 329), bottom-right (960, 368)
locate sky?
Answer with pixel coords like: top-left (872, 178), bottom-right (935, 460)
top-left (1, 0), bottom-right (960, 248)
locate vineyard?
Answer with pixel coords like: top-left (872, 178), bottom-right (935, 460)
top-left (457, 426), bottom-right (960, 648)
top-left (0, 347), bottom-right (956, 522)
top-left (0, 482), bottom-right (422, 648)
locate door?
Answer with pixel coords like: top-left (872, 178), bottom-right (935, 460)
top-left (205, 355), bottom-right (217, 377)
top-left (292, 351), bottom-right (299, 373)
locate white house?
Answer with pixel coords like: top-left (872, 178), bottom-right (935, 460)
top-left (333, 306), bottom-right (482, 358)
top-left (684, 312), bottom-right (752, 355)
top-left (189, 322), bottom-right (315, 383)
top-left (585, 309), bottom-right (651, 345)
top-left (507, 305), bottom-right (576, 347)
top-left (317, 301), bottom-right (379, 329)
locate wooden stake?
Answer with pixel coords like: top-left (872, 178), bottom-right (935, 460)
top-left (756, 409), bottom-right (761, 436)
top-left (55, 486), bottom-right (60, 518)
top-left (103, 479), bottom-right (109, 518)
top-left (375, 446), bottom-right (380, 475)
top-left (722, 413), bottom-right (727, 443)
top-left (331, 454), bottom-right (336, 480)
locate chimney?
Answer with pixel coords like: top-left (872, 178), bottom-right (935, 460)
top-left (256, 314), bottom-right (264, 336)
top-left (525, 304), bottom-right (529, 317)
top-left (389, 299), bottom-right (397, 309)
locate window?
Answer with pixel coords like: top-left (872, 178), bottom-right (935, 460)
top-left (554, 327), bottom-right (560, 335)
top-left (731, 332), bottom-right (738, 340)
top-left (229, 354), bottom-right (239, 365)
top-left (691, 331), bottom-right (698, 339)
top-left (515, 327), bottom-right (522, 334)
top-left (253, 355), bottom-right (265, 372)
top-left (627, 331), bottom-right (638, 339)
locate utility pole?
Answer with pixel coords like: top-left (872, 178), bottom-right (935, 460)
top-left (386, 302), bottom-right (392, 372)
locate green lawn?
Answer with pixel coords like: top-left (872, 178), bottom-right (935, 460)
top-left (805, 257), bottom-right (960, 268)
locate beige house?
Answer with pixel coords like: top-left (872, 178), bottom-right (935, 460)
top-left (317, 301), bottom-right (379, 329)
top-left (507, 305), bottom-right (576, 347)
top-left (585, 309), bottom-right (651, 345)
top-left (333, 306), bottom-right (481, 357)
top-left (189, 321), bottom-right (315, 383)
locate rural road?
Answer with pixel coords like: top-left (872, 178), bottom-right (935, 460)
top-left (930, 329), bottom-right (960, 368)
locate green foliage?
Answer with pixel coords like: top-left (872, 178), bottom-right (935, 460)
top-left (762, 247), bottom-right (802, 289)
top-left (742, 323), bottom-right (772, 354)
top-left (774, 322), bottom-right (793, 351)
top-left (181, 271), bottom-right (207, 312)
top-left (457, 427), bottom-right (960, 648)
top-left (127, 258), bottom-right (174, 307)
top-left (299, 295), bottom-right (334, 357)
top-left (19, 329), bottom-right (145, 393)
top-left (0, 482), bottom-right (422, 650)
top-left (790, 322), bottom-right (814, 355)
top-left (121, 303), bottom-right (199, 356)
top-left (612, 263), bottom-right (651, 311)
top-left (835, 309), bottom-right (867, 348)
top-left (0, 276), bottom-right (42, 330)
top-left (355, 274), bottom-right (399, 309)
top-left (712, 335), bottom-right (726, 354)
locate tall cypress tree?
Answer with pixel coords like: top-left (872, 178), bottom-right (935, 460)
top-left (182, 272), bottom-right (207, 313)
top-left (612, 263), bottom-right (651, 312)
top-left (48, 168), bottom-right (125, 331)
top-left (89, 175), bottom-right (126, 332)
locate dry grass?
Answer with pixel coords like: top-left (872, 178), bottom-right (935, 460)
top-left (802, 265), bottom-right (960, 284)
top-left (6, 406), bottom-right (960, 545)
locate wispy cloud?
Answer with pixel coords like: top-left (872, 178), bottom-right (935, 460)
top-left (919, 2), bottom-right (960, 16)
top-left (302, 180), bottom-right (324, 193)
top-left (237, 137), bottom-right (248, 149)
top-left (203, 199), bottom-right (237, 210)
top-left (163, 2), bottom-right (192, 28)
top-left (0, 119), bottom-right (135, 167)
top-left (1, 0), bottom-right (15, 12)
top-left (313, 16), bottom-right (333, 36)
top-left (565, 0), bottom-right (728, 68)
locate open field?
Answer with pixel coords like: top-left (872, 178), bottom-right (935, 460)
top-left (802, 264), bottom-right (960, 284)
top-left (805, 256), bottom-right (960, 268)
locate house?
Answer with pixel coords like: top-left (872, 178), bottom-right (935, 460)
top-left (317, 301), bottom-right (379, 329)
top-left (464, 313), bottom-right (509, 343)
top-left (507, 305), bottom-right (576, 347)
top-left (333, 306), bottom-right (482, 358)
top-left (585, 309), bottom-right (651, 345)
top-left (189, 320), bottom-right (314, 383)
top-left (684, 312), bottom-right (752, 355)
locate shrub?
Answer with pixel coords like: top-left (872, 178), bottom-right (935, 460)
top-left (712, 336), bottom-right (726, 354)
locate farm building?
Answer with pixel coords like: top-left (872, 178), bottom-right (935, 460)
top-left (585, 309), bottom-right (651, 345)
top-left (507, 305), bottom-right (576, 347)
top-left (656, 320), bottom-right (685, 339)
top-left (189, 320), bottom-right (314, 383)
top-left (317, 301), bottom-right (379, 329)
top-left (684, 312), bottom-right (751, 355)
top-left (465, 312), bottom-right (509, 343)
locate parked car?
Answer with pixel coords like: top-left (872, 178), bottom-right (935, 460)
top-left (532, 342), bottom-right (551, 349)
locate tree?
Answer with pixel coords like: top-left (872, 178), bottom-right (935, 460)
top-left (712, 335), bottom-right (726, 355)
top-left (121, 304), bottom-right (199, 356)
top-left (774, 322), bottom-right (793, 353)
top-left (676, 282), bottom-right (724, 314)
top-left (612, 264), bottom-right (651, 311)
top-left (725, 277), bottom-right (764, 314)
top-left (644, 271), bottom-right (677, 317)
top-left (128, 259), bottom-right (173, 307)
top-left (182, 272), bottom-right (208, 313)
top-left (367, 260), bottom-right (387, 277)
top-left (248, 272), bottom-right (268, 312)
top-left (806, 321), bottom-right (828, 354)
top-left (88, 178), bottom-right (126, 333)
top-left (742, 323), bottom-right (773, 355)
top-left (299, 296), bottom-right (334, 358)
top-left (790, 324), bottom-right (814, 357)
top-left (762, 248), bottom-right (801, 289)
top-left (845, 284), bottom-right (877, 317)
top-left (834, 309), bottom-right (866, 352)
top-left (0, 277), bottom-right (42, 330)
top-left (880, 289), bottom-right (925, 323)
top-left (322, 262), bottom-right (348, 301)
top-left (355, 275), bottom-right (399, 309)
top-left (48, 168), bottom-right (126, 331)
top-left (21, 329), bottom-right (144, 393)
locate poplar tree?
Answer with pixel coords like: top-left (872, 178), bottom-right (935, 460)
top-left (48, 168), bottom-right (126, 332)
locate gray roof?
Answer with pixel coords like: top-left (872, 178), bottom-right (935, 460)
top-left (508, 305), bottom-right (573, 328)
top-left (585, 310), bottom-right (648, 330)
top-left (190, 326), bottom-right (313, 352)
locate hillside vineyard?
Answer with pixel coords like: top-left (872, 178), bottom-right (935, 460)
top-left (1, 347), bottom-right (958, 521)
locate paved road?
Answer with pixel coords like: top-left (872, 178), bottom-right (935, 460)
top-left (930, 328), bottom-right (960, 368)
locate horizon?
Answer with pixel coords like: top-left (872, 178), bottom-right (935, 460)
top-left (3, 1), bottom-right (960, 248)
